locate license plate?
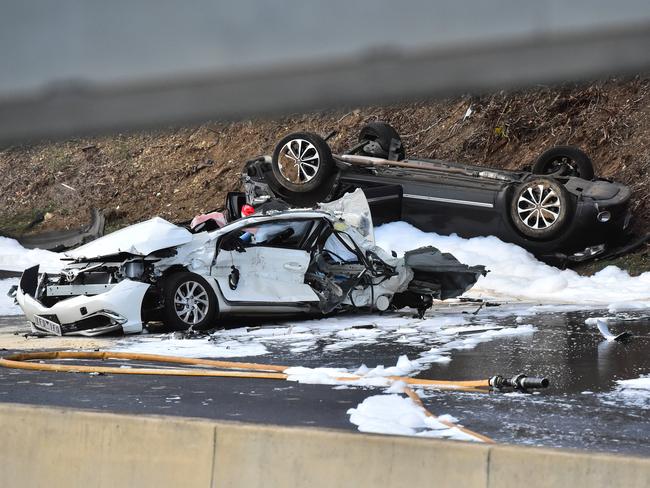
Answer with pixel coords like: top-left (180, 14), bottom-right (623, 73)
top-left (33, 315), bottom-right (62, 336)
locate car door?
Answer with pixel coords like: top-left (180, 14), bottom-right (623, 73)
top-left (212, 219), bottom-right (320, 303)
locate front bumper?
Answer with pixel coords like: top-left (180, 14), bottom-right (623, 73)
top-left (16, 268), bottom-right (150, 336)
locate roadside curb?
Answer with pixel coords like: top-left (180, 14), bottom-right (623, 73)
top-left (0, 402), bottom-right (648, 487)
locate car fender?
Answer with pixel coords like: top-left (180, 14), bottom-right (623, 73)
top-left (157, 232), bottom-right (216, 276)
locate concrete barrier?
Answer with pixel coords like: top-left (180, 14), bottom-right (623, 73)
top-left (489, 444), bottom-right (650, 488)
top-left (212, 422), bottom-right (489, 487)
top-left (0, 403), bottom-right (648, 487)
top-left (0, 403), bottom-right (216, 487)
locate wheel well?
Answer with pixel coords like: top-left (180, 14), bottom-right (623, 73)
top-left (141, 266), bottom-right (189, 323)
top-left (161, 265), bottom-right (190, 279)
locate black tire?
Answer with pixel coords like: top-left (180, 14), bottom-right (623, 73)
top-left (271, 132), bottom-right (335, 193)
top-left (510, 177), bottom-right (571, 240)
top-left (532, 146), bottom-right (595, 180)
top-left (162, 272), bottom-right (218, 331)
top-left (358, 122), bottom-right (405, 160)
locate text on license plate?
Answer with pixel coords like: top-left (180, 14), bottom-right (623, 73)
top-left (33, 315), bottom-right (62, 336)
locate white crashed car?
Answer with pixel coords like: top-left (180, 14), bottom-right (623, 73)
top-left (15, 190), bottom-right (485, 336)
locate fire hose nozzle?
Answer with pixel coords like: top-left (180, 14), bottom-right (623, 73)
top-left (489, 374), bottom-right (549, 391)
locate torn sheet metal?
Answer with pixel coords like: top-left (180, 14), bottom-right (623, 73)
top-left (319, 189), bottom-right (374, 243)
top-left (404, 247), bottom-right (487, 300)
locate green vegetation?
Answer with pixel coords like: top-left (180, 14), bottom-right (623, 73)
top-left (42, 144), bottom-right (73, 170)
top-left (575, 247), bottom-right (650, 276)
top-left (105, 139), bottom-right (132, 162)
top-left (0, 205), bottom-right (55, 236)
top-left (103, 219), bottom-right (129, 235)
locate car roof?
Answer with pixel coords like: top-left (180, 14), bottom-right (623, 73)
top-left (210, 209), bottom-right (334, 236)
top-left (244, 209), bottom-right (333, 223)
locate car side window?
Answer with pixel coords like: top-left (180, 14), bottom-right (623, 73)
top-left (237, 220), bottom-right (314, 249)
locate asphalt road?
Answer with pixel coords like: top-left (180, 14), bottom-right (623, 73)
top-left (1, 309), bottom-right (649, 455)
top-left (0, 361), bottom-right (367, 431)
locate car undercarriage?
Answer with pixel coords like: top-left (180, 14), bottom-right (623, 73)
top-left (240, 122), bottom-right (636, 265)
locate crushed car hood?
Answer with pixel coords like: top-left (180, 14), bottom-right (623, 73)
top-left (66, 217), bottom-right (193, 259)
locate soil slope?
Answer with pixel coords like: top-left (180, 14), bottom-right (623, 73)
top-left (1, 76), bottom-right (648, 270)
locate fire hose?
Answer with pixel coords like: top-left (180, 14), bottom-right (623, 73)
top-left (0, 351), bottom-right (549, 443)
top-left (0, 351), bottom-right (547, 391)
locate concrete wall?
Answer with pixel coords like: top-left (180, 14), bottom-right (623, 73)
top-left (0, 403), bottom-right (648, 487)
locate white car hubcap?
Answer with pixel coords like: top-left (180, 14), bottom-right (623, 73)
top-left (278, 139), bottom-right (320, 184)
top-left (516, 183), bottom-right (561, 230)
top-left (174, 281), bottom-right (209, 325)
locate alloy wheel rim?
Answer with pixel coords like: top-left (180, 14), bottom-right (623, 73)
top-left (516, 183), bottom-right (561, 230)
top-left (277, 139), bottom-right (320, 184)
top-left (174, 281), bottom-right (209, 325)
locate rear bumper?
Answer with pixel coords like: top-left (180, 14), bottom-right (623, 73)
top-left (534, 198), bottom-right (633, 265)
top-left (16, 270), bottom-right (149, 336)
top-left (571, 198), bottom-right (632, 247)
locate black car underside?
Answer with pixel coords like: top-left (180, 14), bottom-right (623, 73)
top-left (240, 123), bottom-right (637, 265)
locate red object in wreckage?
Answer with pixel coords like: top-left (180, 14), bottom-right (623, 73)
top-left (241, 204), bottom-right (255, 217)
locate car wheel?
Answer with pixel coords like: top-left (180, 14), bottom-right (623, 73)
top-left (510, 178), bottom-right (571, 240)
top-left (162, 272), bottom-right (218, 331)
top-left (271, 132), bottom-right (335, 194)
top-left (358, 122), bottom-right (405, 160)
top-left (532, 146), bottom-right (595, 180)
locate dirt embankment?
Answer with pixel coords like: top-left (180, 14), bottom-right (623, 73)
top-left (1, 76), bottom-right (649, 271)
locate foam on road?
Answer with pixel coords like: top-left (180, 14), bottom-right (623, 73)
top-left (347, 393), bottom-right (480, 442)
top-left (0, 236), bottom-right (62, 274)
top-left (376, 221), bottom-right (650, 308)
top-left (3, 220), bottom-right (650, 442)
top-left (601, 375), bottom-right (650, 408)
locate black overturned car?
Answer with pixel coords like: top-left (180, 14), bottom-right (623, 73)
top-left (239, 122), bottom-right (633, 264)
